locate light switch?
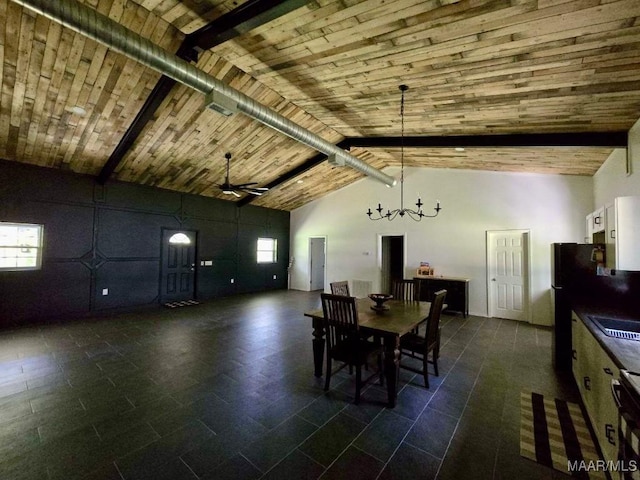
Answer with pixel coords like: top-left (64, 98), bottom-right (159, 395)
top-left (102, 288), bottom-right (109, 296)
top-left (230, 278), bottom-right (234, 284)
top-left (273, 275), bottom-right (277, 280)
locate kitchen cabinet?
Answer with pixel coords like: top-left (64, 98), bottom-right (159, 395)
top-left (593, 206), bottom-right (605, 233)
top-left (605, 196), bottom-right (640, 271)
top-left (585, 212), bottom-right (594, 243)
top-left (414, 276), bottom-right (469, 317)
top-left (571, 312), bottom-right (620, 464)
top-left (585, 207), bottom-right (605, 242)
top-left (605, 202), bottom-right (616, 270)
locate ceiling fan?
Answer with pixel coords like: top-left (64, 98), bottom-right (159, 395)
top-left (217, 152), bottom-right (269, 197)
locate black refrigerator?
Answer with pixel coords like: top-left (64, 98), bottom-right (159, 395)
top-left (551, 243), bottom-right (600, 370)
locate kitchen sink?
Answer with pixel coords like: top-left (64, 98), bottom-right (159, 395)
top-left (589, 315), bottom-right (640, 341)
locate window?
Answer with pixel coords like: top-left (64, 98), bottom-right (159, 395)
top-left (0, 222), bottom-right (44, 271)
top-left (169, 233), bottom-right (191, 245)
top-left (257, 237), bottom-right (277, 264)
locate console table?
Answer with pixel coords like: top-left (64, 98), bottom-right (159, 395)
top-left (414, 276), bottom-right (470, 317)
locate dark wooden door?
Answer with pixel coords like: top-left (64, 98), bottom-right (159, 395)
top-left (161, 229), bottom-right (196, 303)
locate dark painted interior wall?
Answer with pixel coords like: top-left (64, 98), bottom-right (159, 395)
top-left (0, 160), bottom-right (290, 325)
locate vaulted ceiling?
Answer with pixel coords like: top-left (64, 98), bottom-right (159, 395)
top-left (1, 0), bottom-right (639, 211)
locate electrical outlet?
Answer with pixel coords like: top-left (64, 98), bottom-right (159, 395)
top-left (273, 275), bottom-right (277, 280)
top-left (230, 278), bottom-right (234, 284)
top-left (102, 288), bottom-right (109, 296)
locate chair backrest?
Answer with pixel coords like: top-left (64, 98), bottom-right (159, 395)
top-left (330, 281), bottom-right (350, 296)
top-left (321, 293), bottom-right (359, 350)
top-left (392, 279), bottom-right (419, 302)
top-left (425, 289), bottom-right (447, 348)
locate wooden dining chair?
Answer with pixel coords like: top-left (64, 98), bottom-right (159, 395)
top-left (393, 279), bottom-right (422, 332)
top-left (399, 289), bottom-right (447, 388)
top-left (330, 281), bottom-right (350, 296)
top-left (392, 279), bottom-right (419, 302)
top-left (320, 293), bottom-right (383, 404)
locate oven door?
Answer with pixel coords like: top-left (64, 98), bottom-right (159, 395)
top-left (612, 371), bottom-right (640, 479)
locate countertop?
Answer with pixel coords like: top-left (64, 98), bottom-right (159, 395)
top-left (572, 305), bottom-right (640, 373)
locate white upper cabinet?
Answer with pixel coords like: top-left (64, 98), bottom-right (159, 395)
top-left (592, 206), bottom-right (605, 233)
top-left (585, 212), bottom-right (594, 243)
top-left (605, 202), bottom-right (616, 270)
top-left (585, 206), bottom-right (605, 243)
top-left (605, 196), bottom-right (640, 271)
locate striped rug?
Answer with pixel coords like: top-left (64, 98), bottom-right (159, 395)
top-left (520, 392), bottom-right (605, 479)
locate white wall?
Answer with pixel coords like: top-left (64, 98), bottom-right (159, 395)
top-left (290, 166), bottom-right (593, 326)
top-left (594, 118), bottom-right (640, 206)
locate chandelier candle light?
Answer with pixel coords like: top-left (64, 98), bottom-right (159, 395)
top-left (367, 85), bottom-right (441, 221)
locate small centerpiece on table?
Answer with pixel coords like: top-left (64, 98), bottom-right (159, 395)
top-left (368, 293), bottom-right (393, 312)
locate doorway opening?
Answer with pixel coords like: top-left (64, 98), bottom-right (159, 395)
top-left (309, 237), bottom-right (326, 292)
top-left (160, 229), bottom-right (197, 303)
top-left (487, 229), bottom-right (531, 321)
top-left (379, 234), bottom-right (405, 294)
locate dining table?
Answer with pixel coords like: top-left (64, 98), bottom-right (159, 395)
top-left (304, 297), bottom-right (432, 408)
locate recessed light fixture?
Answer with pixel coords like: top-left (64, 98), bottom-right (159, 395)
top-left (70, 106), bottom-right (87, 116)
top-left (455, 147), bottom-right (465, 152)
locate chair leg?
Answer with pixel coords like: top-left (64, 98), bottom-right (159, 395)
top-left (433, 349), bottom-right (439, 377)
top-left (378, 353), bottom-right (384, 386)
top-left (355, 365), bottom-right (362, 404)
top-left (423, 357), bottom-right (429, 389)
top-left (324, 358), bottom-right (331, 391)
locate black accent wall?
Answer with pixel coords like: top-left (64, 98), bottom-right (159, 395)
top-left (0, 160), bottom-right (290, 325)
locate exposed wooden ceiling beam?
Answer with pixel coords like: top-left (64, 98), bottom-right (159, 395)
top-left (237, 132), bottom-right (627, 207)
top-left (97, 0), bottom-right (312, 184)
top-left (237, 140), bottom-right (351, 207)
top-left (343, 132), bottom-right (628, 149)
top-left (187, 0), bottom-right (311, 53)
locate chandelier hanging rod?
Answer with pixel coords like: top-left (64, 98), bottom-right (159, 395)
top-left (366, 85), bottom-right (441, 221)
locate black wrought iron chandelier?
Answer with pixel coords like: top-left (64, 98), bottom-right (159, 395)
top-left (366, 85), bottom-right (441, 221)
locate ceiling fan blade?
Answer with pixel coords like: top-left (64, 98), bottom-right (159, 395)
top-left (222, 189), bottom-right (241, 198)
top-left (218, 153), bottom-right (267, 198)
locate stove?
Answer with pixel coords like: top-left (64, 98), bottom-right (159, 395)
top-left (615, 371), bottom-right (640, 479)
top-left (620, 371), bottom-right (640, 415)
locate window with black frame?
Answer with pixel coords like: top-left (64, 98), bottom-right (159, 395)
top-left (0, 222), bottom-right (44, 271)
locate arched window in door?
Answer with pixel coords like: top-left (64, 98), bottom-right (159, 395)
top-left (169, 233), bottom-right (191, 245)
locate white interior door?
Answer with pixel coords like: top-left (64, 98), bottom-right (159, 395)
top-left (309, 237), bottom-right (325, 291)
top-left (487, 230), bottom-right (530, 321)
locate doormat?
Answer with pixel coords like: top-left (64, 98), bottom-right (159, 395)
top-left (164, 300), bottom-right (200, 309)
top-left (520, 391), bottom-right (605, 479)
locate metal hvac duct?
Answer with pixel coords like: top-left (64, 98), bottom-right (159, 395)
top-left (12, 0), bottom-right (397, 188)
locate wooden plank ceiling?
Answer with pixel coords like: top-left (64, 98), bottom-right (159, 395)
top-left (1, 0), bottom-right (639, 211)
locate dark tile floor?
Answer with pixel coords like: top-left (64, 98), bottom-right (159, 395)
top-left (0, 290), bottom-right (580, 479)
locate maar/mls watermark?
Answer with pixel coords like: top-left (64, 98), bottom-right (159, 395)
top-left (568, 460), bottom-right (638, 473)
